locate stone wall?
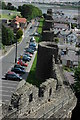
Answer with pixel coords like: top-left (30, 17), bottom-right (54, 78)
top-left (42, 9), bottom-right (54, 42)
top-left (3, 68), bottom-right (76, 119)
top-left (36, 41), bottom-right (58, 81)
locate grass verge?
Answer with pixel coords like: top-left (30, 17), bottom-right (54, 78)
top-left (27, 53), bottom-right (42, 87)
top-left (0, 10), bottom-right (21, 20)
top-left (26, 18), bottom-right (44, 87)
top-left (35, 18), bottom-right (44, 43)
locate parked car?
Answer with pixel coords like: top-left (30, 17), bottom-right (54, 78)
top-left (29, 42), bottom-right (37, 47)
top-left (11, 67), bottom-right (26, 74)
top-left (29, 45), bottom-right (37, 51)
top-left (33, 32), bottom-right (39, 36)
top-left (30, 26), bottom-right (32, 29)
top-left (22, 55), bottom-right (31, 62)
top-left (24, 48), bottom-right (34, 54)
top-left (14, 64), bottom-right (25, 70)
top-left (30, 37), bottom-right (35, 42)
top-left (17, 60), bottom-right (28, 67)
top-left (5, 71), bottom-right (22, 81)
top-left (24, 52), bottom-right (33, 57)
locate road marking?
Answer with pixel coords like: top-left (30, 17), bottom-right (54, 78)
top-left (2, 82), bottom-right (18, 86)
top-left (0, 85), bottom-right (16, 89)
top-left (1, 80), bottom-right (19, 84)
top-left (0, 89), bottom-right (14, 93)
top-left (0, 93), bottom-right (11, 97)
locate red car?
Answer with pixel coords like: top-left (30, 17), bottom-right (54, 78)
top-left (17, 60), bottom-right (28, 67)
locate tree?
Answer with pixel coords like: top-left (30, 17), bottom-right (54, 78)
top-left (7, 2), bottom-right (12, 10)
top-left (2, 25), bottom-right (14, 45)
top-left (18, 4), bottom-right (42, 20)
top-left (16, 29), bottom-right (23, 39)
top-left (2, 2), bottom-right (7, 9)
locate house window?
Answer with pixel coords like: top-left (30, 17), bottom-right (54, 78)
top-left (49, 88), bottom-right (52, 96)
top-left (29, 93), bottom-right (33, 102)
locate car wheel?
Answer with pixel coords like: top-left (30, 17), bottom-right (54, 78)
top-left (5, 76), bottom-right (8, 80)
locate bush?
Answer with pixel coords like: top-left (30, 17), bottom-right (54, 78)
top-left (55, 38), bottom-right (59, 43)
top-left (16, 29), bottom-right (23, 39)
top-left (2, 25), bottom-right (14, 45)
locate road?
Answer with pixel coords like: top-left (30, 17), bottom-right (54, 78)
top-left (0, 20), bottom-right (39, 104)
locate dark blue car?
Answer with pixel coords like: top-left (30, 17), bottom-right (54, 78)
top-left (11, 67), bottom-right (26, 74)
top-left (5, 71), bottom-right (22, 81)
top-left (22, 55), bottom-right (31, 62)
top-left (14, 64), bottom-right (25, 70)
top-left (24, 48), bottom-right (34, 54)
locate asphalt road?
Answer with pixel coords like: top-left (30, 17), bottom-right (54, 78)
top-left (0, 20), bottom-right (39, 104)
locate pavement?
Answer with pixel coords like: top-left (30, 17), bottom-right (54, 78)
top-left (0, 20), bottom-right (39, 104)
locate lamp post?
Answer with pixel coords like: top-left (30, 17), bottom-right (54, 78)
top-left (15, 38), bottom-right (17, 63)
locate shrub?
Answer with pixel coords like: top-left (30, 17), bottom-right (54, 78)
top-left (2, 25), bottom-right (14, 45)
top-left (16, 28), bottom-right (23, 39)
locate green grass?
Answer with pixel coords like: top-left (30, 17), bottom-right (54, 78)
top-left (0, 10), bottom-right (21, 20)
top-left (27, 54), bottom-right (42, 87)
top-left (35, 18), bottom-right (44, 43)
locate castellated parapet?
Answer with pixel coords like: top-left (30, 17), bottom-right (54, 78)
top-left (36, 41), bottom-right (58, 81)
top-left (42, 10), bottom-right (54, 41)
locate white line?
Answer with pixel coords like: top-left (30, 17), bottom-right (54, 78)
top-left (0, 89), bottom-right (14, 93)
top-left (0, 93), bottom-right (11, 97)
top-left (1, 80), bottom-right (19, 84)
top-left (0, 85), bottom-right (16, 89)
top-left (2, 82), bottom-right (18, 86)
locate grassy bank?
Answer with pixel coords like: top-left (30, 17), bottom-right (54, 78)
top-left (35, 18), bottom-right (44, 43)
top-left (27, 54), bottom-right (42, 87)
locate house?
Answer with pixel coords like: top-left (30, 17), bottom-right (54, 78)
top-left (11, 16), bottom-right (27, 30)
top-left (61, 50), bottom-right (79, 68)
top-left (54, 23), bottom-right (69, 31)
top-left (66, 32), bottom-right (77, 44)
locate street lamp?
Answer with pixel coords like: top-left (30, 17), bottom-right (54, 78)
top-left (15, 38), bottom-right (17, 63)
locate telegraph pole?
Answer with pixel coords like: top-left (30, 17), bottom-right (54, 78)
top-left (15, 39), bottom-right (17, 63)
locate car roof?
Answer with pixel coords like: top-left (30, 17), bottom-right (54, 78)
top-left (7, 71), bottom-right (15, 74)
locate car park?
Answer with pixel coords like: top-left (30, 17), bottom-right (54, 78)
top-left (11, 67), bottom-right (26, 74)
top-left (33, 32), bottom-right (39, 36)
top-left (5, 71), bottom-right (22, 81)
top-left (29, 45), bottom-right (37, 51)
top-left (22, 55), bottom-right (31, 62)
top-left (29, 42), bottom-right (37, 47)
top-left (24, 48), bottom-right (34, 54)
top-left (24, 52), bottom-right (33, 57)
top-left (17, 60), bottom-right (28, 67)
top-left (14, 64), bottom-right (25, 70)
top-left (30, 37), bottom-right (35, 42)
